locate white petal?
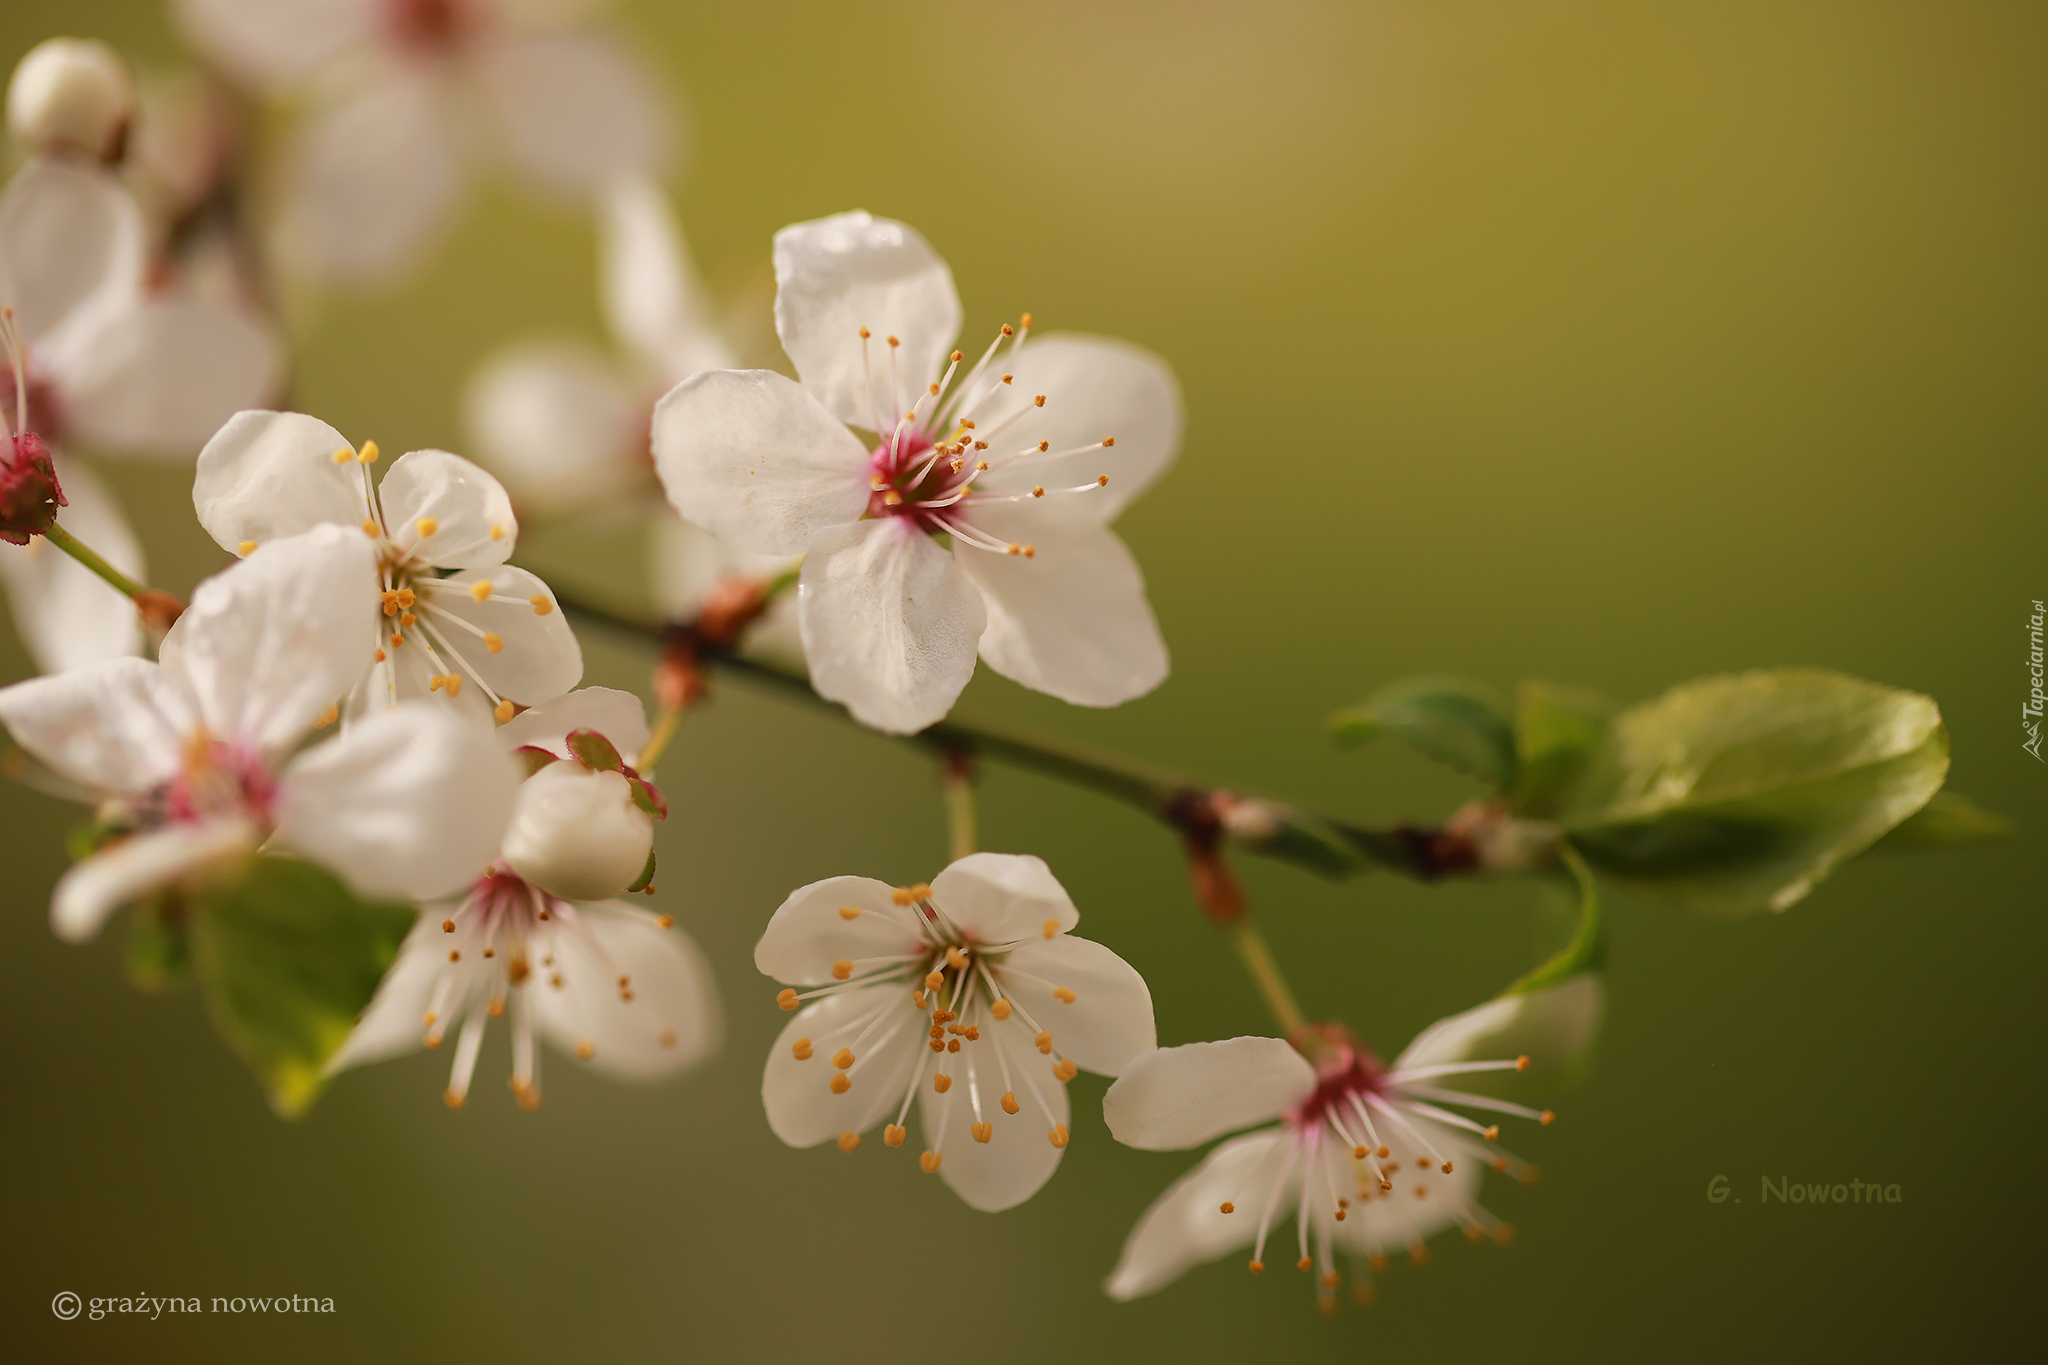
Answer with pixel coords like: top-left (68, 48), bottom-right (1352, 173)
top-left (599, 176), bottom-right (733, 379)
top-left (753, 875), bottom-right (927, 987)
top-left (44, 297), bottom-right (282, 459)
top-left (52, 815), bottom-right (257, 944)
top-left (417, 565), bottom-right (583, 704)
top-left (175, 524), bottom-right (381, 755)
top-left (280, 72), bottom-right (462, 284)
top-left (275, 704), bottom-right (519, 901)
top-left (192, 410), bottom-right (366, 555)
top-left (531, 900), bottom-right (721, 1078)
top-left (994, 934), bottom-right (1154, 1077)
top-left (495, 685), bottom-right (648, 761)
top-left (0, 655), bottom-right (189, 794)
top-left (650, 368), bottom-right (870, 555)
top-left (1393, 973), bottom-right (1607, 1084)
top-left (461, 339), bottom-right (644, 516)
top-left (761, 984), bottom-right (922, 1147)
top-left (798, 519), bottom-right (984, 735)
top-left (374, 448), bottom-right (518, 569)
top-left (1103, 1128), bottom-right (1284, 1300)
top-left (771, 211), bottom-right (960, 430)
top-left (1102, 1037), bottom-right (1317, 1151)
top-left (324, 911), bottom-right (445, 1074)
top-left (922, 1017), bottom-right (1070, 1212)
top-left (0, 158), bottom-right (144, 344)
top-left (970, 335), bottom-right (1181, 521)
top-left (0, 456), bottom-right (143, 674)
top-left (477, 30), bottom-right (670, 199)
top-left (929, 852), bottom-right (1079, 942)
top-left (171, 0), bottom-right (374, 92)
top-left (955, 511), bottom-right (1168, 708)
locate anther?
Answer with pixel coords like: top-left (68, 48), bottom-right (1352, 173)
top-left (442, 919), bottom-right (455, 933)
top-left (1052, 1058), bottom-right (1078, 1082)
top-left (945, 946), bottom-right (967, 969)
top-left (924, 971), bottom-right (944, 992)
top-left (1540, 1110), bottom-right (1555, 1126)
top-left (415, 517), bottom-right (438, 538)
top-left (991, 999), bottom-right (1012, 1020)
top-left (881, 490), bottom-right (903, 506)
top-left (933, 1073), bottom-right (952, 1094)
top-left (469, 579), bottom-right (492, 602)
top-left (1103, 436), bottom-right (1115, 447)
top-left (443, 1089), bottom-right (465, 1110)
top-left (919, 1150), bottom-right (942, 1173)
top-left (575, 1040), bottom-right (595, 1060)
top-left (886, 335), bottom-right (899, 348)
top-left (1032, 485), bottom-right (1045, 498)
top-left (1020, 313), bottom-right (1033, 329)
top-left (358, 440), bottom-right (380, 464)
top-left (1515, 1055), bottom-right (1530, 1072)
top-left (972, 1121), bottom-right (992, 1144)
top-left (362, 519), bottom-right (381, 537)
top-left (315, 703), bottom-right (339, 729)
top-left (448, 949), bottom-right (460, 962)
top-left (1035, 1032), bottom-right (1053, 1053)
top-left (776, 988), bottom-right (799, 1010)
top-left (489, 524), bottom-right (504, 540)
top-left (1000, 1091), bottom-right (1020, 1115)
top-left (391, 633), bottom-right (404, 647)
top-left (657, 914), bottom-right (674, 928)
top-left (792, 1038), bottom-right (813, 1061)
top-left (928, 383), bottom-right (940, 396)
top-left (838, 905), bottom-right (861, 920)
top-left (1048, 1124), bottom-right (1070, 1148)
top-left (1297, 1256), bottom-right (1312, 1272)
top-left (530, 594), bottom-right (553, 615)
top-left (884, 1124), bottom-right (906, 1147)
top-left (1096, 474), bottom-right (1109, 486)
top-left (837, 1130), bottom-right (861, 1152)
top-left (1377, 1146), bottom-right (1391, 1158)
top-left (1052, 987), bottom-right (1076, 1004)
top-left (493, 699), bottom-right (515, 723)
top-left (1038, 440), bottom-right (1050, 452)
top-left (483, 631), bottom-right (503, 654)
top-left (238, 540), bottom-right (257, 555)
top-left (1022, 545), bottom-right (1036, 558)
top-left (1042, 918), bottom-right (1058, 939)
top-left (399, 611), bottom-right (416, 628)
top-left (929, 1040), bottom-right (945, 1053)
top-left (859, 327), bottom-right (870, 339)
top-left (1033, 395), bottom-right (1046, 407)
top-left (829, 1073), bottom-right (851, 1094)
top-left (832, 959), bottom-right (853, 981)
top-left (1335, 1208), bottom-right (1348, 1221)
top-left (1000, 324), bottom-right (1014, 337)
top-left (1441, 1161), bottom-right (1454, 1174)
top-left (331, 448), bottom-right (353, 465)
top-left (1219, 1201), bottom-right (1234, 1214)
top-left (912, 990), bottom-right (928, 1009)
top-left (1248, 1261), bottom-right (1264, 1275)
top-left (831, 1048), bottom-right (855, 1070)
top-left (947, 1039), bottom-right (960, 1053)
top-left (374, 648), bottom-right (387, 663)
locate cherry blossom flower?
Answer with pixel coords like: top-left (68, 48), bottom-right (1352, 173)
top-left (329, 686), bottom-right (718, 1109)
top-left (6, 38), bottom-right (132, 163)
top-left (757, 853), bottom-right (1155, 1211)
top-left (192, 409), bottom-right (583, 722)
top-left (1101, 974), bottom-right (1604, 1309)
top-left (0, 524), bottom-right (520, 942)
top-left (174, 0), bottom-right (672, 284)
top-left (652, 211), bottom-right (1180, 734)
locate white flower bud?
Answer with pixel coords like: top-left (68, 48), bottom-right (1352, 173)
top-left (7, 37), bottom-right (132, 161)
top-left (501, 762), bottom-right (654, 903)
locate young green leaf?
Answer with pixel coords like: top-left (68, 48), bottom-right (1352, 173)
top-left (1563, 668), bottom-right (1949, 914)
top-left (1329, 675), bottom-right (1517, 789)
top-left (1511, 680), bottom-right (1612, 817)
top-left (189, 856), bottom-right (416, 1118)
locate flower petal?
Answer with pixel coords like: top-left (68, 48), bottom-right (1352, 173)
top-left (994, 934), bottom-right (1154, 1077)
top-left (0, 158), bottom-right (144, 344)
top-left (921, 1016), bottom-right (1070, 1212)
top-left (193, 410), bottom-right (366, 555)
top-left (375, 448), bottom-right (518, 569)
top-left (530, 900), bottom-right (722, 1079)
top-left (762, 984), bottom-right (922, 1147)
top-left (477, 29), bottom-right (671, 199)
top-left (1392, 972), bottom-right (1607, 1086)
top-left (52, 815), bottom-right (257, 944)
top-left (494, 685), bottom-right (649, 762)
top-left (171, 0), bottom-right (375, 92)
top-left (44, 297), bottom-right (281, 459)
top-left (798, 519), bottom-right (984, 735)
top-left (650, 368), bottom-right (870, 555)
top-left (461, 339), bottom-right (644, 516)
top-left (0, 456), bottom-right (143, 674)
top-left (955, 511), bottom-right (1168, 708)
top-left (0, 655), bottom-right (189, 794)
top-left (323, 911), bottom-right (445, 1074)
top-left (754, 875), bottom-right (928, 987)
top-left (1102, 1037), bottom-right (1317, 1151)
top-left (600, 175), bottom-right (733, 379)
top-left (175, 523), bottom-right (380, 753)
top-left (275, 704), bottom-right (519, 901)
top-left (969, 334), bottom-right (1181, 521)
top-left (280, 71), bottom-right (462, 284)
top-left (413, 564), bottom-right (583, 705)
top-left (1103, 1128), bottom-right (1283, 1300)
top-left (771, 211), bottom-right (960, 430)
top-left (929, 852), bottom-right (1079, 943)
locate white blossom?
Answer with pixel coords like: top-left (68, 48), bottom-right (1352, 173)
top-left (653, 211), bottom-right (1179, 734)
top-left (6, 38), bottom-right (132, 162)
top-left (758, 853), bottom-right (1155, 1211)
top-left (0, 524), bottom-right (520, 942)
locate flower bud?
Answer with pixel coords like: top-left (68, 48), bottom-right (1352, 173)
top-left (501, 761), bottom-right (654, 903)
top-left (0, 433), bottom-right (65, 545)
top-left (6, 38), bottom-right (132, 161)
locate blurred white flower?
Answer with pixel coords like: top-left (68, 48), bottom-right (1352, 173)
top-left (0, 455), bottom-right (144, 673)
top-left (0, 524), bottom-right (520, 942)
top-left (757, 852), bottom-right (1155, 1212)
top-left (6, 37), bottom-right (132, 162)
top-left (193, 409), bottom-right (584, 721)
top-left (329, 686), bottom-right (719, 1109)
top-left (174, 0), bottom-right (673, 285)
top-left (653, 211), bottom-right (1180, 734)
top-left (1100, 974), bottom-right (1604, 1309)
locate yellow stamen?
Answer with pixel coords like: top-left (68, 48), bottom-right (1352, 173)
top-left (414, 516), bottom-right (438, 538)
top-left (971, 1121), bottom-right (992, 1144)
top-left (776, 988), bottom-right (799, 1010)
top-left (837, 1130), bottom-right (861, 1152)
top-left (493, 699), bottom-right (515, 723)
top-left (791, 1038), bottom-right (813, 1061)
top-left (932, 1073), bottom-right (952, 1094)
top-left (991, 999), bottom-right (1013, 1020)
top-left (1000, 1091), bottom-right (1020, 1115)
top-left (829, 1073), bottom-right (850, 1094)
top-left (838, 905), bottom-right (861, 920)
top-left (1042, 918), bottom-right (1058, 939)
top-left (1052, 986), bottom-right (1076, 1004)
top-left (482, 632), bottom-right (503, 654)
top-left (1052, 1058), bottom-right (1078, 1082)
top-left (357, 440), bottom-right (379, 464)
top-left (362, 519), bottom-right (381, 537)
top-left (831, 1048), bottom-right (854, 1070)
top-left (314, 704), bottom-right (339, 729)
top-left (919, 1150), bottom-right (942, 1173)
top-left (469, 579), bottom-right (492, 602)
top-left (530, 595), bottom-right (552, 616)
top-left (237, 540), bottom-right (257, 555)
top-left (331, 447), bottom-right (353, 465)
top-left (574, 1040), bottom-right (595, 1060)
top-left (1219, 1201), bottom-right (1234, 1213)
top-left (1048, 1124), bottom-right (1070, 1148)
top-left (884, 1124), bottom-right (906, 1147)
top-left (1035, 1031), bottom-right (1053, 1054)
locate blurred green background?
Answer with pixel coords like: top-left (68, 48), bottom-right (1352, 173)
top-left (4, 1), bottom-right (2042, 1360)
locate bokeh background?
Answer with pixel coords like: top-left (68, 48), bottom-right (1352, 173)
top-left (4, 2), bottom-right (2042, 1360)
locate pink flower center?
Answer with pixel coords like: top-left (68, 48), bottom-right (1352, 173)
top-left (1287, 1039), bottom-right (1389, 1133)
top-left (163, 736), bottom-right (276, 828)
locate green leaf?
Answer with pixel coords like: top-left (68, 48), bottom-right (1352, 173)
top-left (189, 856), bottom-right (416, 1118)
top-left (1563, 668), bottom-right (1949, 914)
top-left (1329, 676), bottom-right (1517, 788)
top-left (1511, 681), bottom-right (1612, 817)
top-left (1868, 790), bottom-right (2014, 851)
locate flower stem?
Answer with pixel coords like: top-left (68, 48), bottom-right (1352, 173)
top-left (42, 522), bottom-right (148, 600)
top-left (1232, 920), bottom-right (1309, 1038)
top-left (1500, 842), bottom-right (1605, 996)
top-left (942, 749), bottom-right (977, 861)
top-left (636, 703), bottom-right (684, 773)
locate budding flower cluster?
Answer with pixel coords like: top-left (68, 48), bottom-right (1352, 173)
top-left (502, 728), bottom-right (663, 903)
top-left (6, 37), bottom-right (131, 161)
top-left (0, 433), bottom-right (65, 546)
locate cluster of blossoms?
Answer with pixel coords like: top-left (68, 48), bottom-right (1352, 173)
top-left (0, 18), bottom-right (1630, 1322)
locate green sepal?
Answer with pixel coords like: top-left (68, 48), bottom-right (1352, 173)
top-left (512, 745), bottom-right (560, 778)
top-left (1868, 790), bottom-right (2013, 851)
top-left (1562, 668), bottom-right (1949, 914)
top-left (1329, 676), bottom-right (1517, 789)
top-left (629, 775), bottom-right (668, 820)
top-left (566, 728), bottom-right (622, 772)
top-left (188, 855), bottom-right (416, 1118)
top-left (1511, 681), bottom-right (1612, 817)
top-left (626, 848), bottom-right (657, 894)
